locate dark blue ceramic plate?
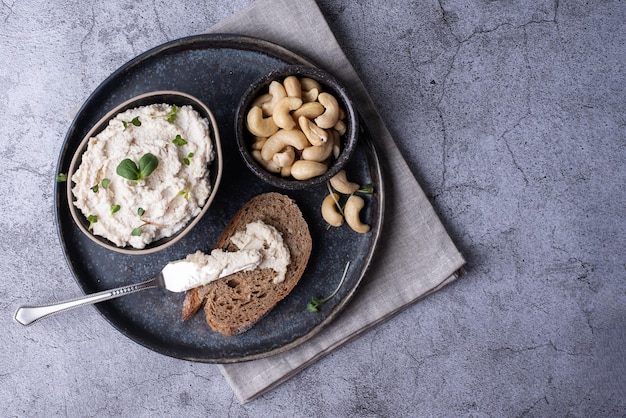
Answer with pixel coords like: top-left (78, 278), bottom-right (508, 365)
top-left (55, 34), bottom-right (384, 363)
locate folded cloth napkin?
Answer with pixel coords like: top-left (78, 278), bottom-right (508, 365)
top-left (207, 0), bottom-right (466, 403)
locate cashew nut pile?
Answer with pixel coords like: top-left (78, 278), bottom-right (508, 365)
top-left (322, 170), bottom-right (371, 234)
top-left (245, 76), bottom-right (348, 180)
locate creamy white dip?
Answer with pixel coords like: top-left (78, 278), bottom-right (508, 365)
top-left (71, 104), bottom-right (214, 248)
top-left (162, 221), bottom-right (291, 292)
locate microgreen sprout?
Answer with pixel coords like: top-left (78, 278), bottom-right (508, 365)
top-left (307, 261), bottom-right (351, 313)
top-left (166, 104), bottom-right (178, 122)
top-left (358, 183), bottom-right (374, 194)
top-left (56, 173), bottom-right (67, 182)
top-left (91, 177), bottom-right (111, 193)
top-left (129, 207), bottom-right (166, 237)
top-left (183, 152), bottom-right (194, 166)
top-left (173, 134), bottom-right (187, 146)
top-left (122, 116), bottom-right (141, 130)
top-left (87, 215), bottom-right (98, 231)
top-left (110, 204), bottom-right (120, 215)
top-left (116, 153), bottom-right (158, 181)
top-left (178, 190), bottom-right (190, 200)
top-left (131, 207), bottom-right (146, 236)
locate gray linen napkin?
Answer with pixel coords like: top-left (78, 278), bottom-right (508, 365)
top-left (207, 0), bottom-right (466, 403)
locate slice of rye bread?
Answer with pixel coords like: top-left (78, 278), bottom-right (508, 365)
top-left (181, 192), bottom-right (312, 336)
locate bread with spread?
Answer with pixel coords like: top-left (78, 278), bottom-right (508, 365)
top-left (181, 192), bottom-right (312, 335)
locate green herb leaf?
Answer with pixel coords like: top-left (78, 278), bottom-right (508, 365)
top-left (138, 153), bottom-right (158, 179)
top-left (173, 134), bottom-right (187, 146)
top-left (123, 116), bottom-right (141, 130)
top-left (87, 215), bottom-right (98, 230)
top-left (178, 190), bottom-right (189, 200)
top-left (183, 152), bottom-right (194, 166)
top-left (90, 184), bottom-right (99, 193)
top-left (358, 183), bottom-right (374, 194)
top-left (56, 173), bottom-right (68, 182)
top-left (131, 227), bottom-right (143, 236)
top-left (110, 204), bottom-right (120, 215)
top-left (167, 104), bottom-right (178, 122)
top-left (116, 153), bottom-right (158, 181)
top-left (116, 158), bottom-right (141, 180)
top-left (307, 296), bottom-right (323, 313)
top-left (101, 178), bottom-right (110, 189)
top-left (137, 207), bottom-right (145, 217)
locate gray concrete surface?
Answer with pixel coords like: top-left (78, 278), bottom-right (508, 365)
top-left (2, 0), bottom-right (625, 416)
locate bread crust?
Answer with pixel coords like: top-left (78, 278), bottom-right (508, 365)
top-left (181, 192), bottom-right (312, 335)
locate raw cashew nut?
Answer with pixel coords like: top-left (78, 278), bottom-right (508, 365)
top-left (344, 195), bottom-right (370, 233)
top-left (298, 116), bottom-right (329, 146)
top-left (246, 106), bottom-right (279, 137)
top-left (300, 79), bottom-right (322, 102)
top-left (252, 93), bottom-right (273, 116)
top-left (290, 160), bottom-right (328, 180)
top-left (283, 76), bottom-right (301, 97)
top-left (321, 193), bottom-right (344, 227)
top-left (261, 129), bottom-right (309, 161)
top-left (302, 88), bottom-right (319, 103)
top-left (315, 92), bottom-right (340, 129)
top-left (251, 136), bottom-right (267, 150)
top-left (252, 150), bottom-right (281, 174)
top-left (330, 170), bottom-right (360, 194)
top-left (266, 81), bottom-right (287, 115)
top-left (300, 77), bottom-right (322, 92)
top-left (333, 120), bottom-right (346, 135)
top-left (272, 146), bottom-right (296, 167)
top-left (273, 96), bottom-right (303, 130)
top-left (301, 138), bottom-right (334, 162)
top-left (292, 101), bottom-right (324, 121)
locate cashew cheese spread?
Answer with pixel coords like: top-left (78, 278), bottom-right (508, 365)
top-left (71, 104), bottom-right (214, 248)
top-left (162, 221), bottom-right (291, 292)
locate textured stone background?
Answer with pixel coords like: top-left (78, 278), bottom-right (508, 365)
top-left (2, 0), bottom-right (625, 416)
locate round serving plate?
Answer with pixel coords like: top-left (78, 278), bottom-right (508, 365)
top-left (55, 34), bottom-right (384, 363)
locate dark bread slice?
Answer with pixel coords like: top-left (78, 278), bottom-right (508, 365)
top-left (181, 192), bottom-right (312, 336)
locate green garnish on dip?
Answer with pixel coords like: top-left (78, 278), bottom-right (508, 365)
top-left (173, 134), bottom-right (187, 146)
top-left (122, 116), bottom-right (141, 130)
top-left (116, 153), bottom-right (158, 181)
top-left (166, 104), bottom-right (178, 122)
top-left (183, 152), bottom-right (194, 166)
top-left (131, 208), bottom-right (146, 236)
top-left (87, 215), bottom-right (98, 230)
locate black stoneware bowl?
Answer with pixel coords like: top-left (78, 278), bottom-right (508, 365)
top-left (66, 91), bottom-right (223, 255)
top-left (235, 65), bottom-right (358, 190)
